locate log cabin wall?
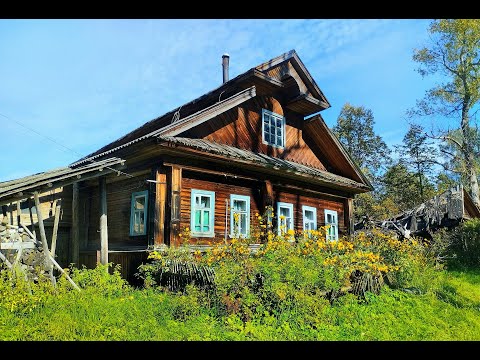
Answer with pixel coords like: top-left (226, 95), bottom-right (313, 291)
top-left (181, 96), bottom-right (327, 171)
top-left (274, 191), bottom-right (345, 235)
top-left (85, 172), bottom-right (150, 250)
top-left (180, 173), bottom-right (262, 245)
top-left (179, 170), bottom-right (346, 244)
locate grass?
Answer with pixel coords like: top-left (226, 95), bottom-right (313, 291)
top-left (0, 267), bottom-right (479, 341)
top-left (1, 226), bottom-right (479, 341)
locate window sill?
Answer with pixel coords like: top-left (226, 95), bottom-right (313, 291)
top-left (191, 233), bottom-right (215, 238)
top-left (262, 141), bottom-right (285, 150)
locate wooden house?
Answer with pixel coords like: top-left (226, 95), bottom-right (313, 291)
top-left (0, 50), bottom-right (373, 283)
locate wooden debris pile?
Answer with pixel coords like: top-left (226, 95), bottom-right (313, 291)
top-left (0, 219), bottom-right (45, 281)
top-left (0, 192), bottom-right (80, 291)
top-left (355, 185), bottom-right (473, 240)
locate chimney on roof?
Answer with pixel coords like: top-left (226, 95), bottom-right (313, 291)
top-left (222, 53), bottom-right (230, 84)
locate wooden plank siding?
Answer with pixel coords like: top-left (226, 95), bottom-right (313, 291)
top-left (179, 96), bottom-right (327, 171)
top-left (263, 62), bottom-right (309, 94)
top-left (4, 186), bottom-right (73, 227)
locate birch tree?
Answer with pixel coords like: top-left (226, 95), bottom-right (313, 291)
top-left (410, 19), bottom-right (480, 207)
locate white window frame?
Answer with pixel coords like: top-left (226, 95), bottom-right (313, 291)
top-left (230, 194), bottom-right (250, 238)
top-left (325, 209), bottom-right (338, 241)
top-left (261, 109), bottom-right (285, 148)
top-left (302, 205), bottom-right (317, 232)
top-left (190, 189), bottom-right (215, 237)
top-left (277, 202), bottom-right (294, 235)
top-left (130, 190), bottom-right (148, 236)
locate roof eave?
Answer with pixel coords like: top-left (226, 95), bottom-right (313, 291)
top-left (156, 140), bottom-right (370, 194)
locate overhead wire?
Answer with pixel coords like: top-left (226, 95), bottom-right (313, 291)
top-left (0, 112), bottom-right (135, 179)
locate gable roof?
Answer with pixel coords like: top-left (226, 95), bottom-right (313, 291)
top-left (77, 49), bottom-right (329, 163)
top-left (255, 49), bottom-right (330, 107)
top-left (70, 49), bottom-right (372, 192)
top-left (72, 86), bottom-right (256, 166)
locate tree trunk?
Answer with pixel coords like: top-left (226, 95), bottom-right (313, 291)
top-left (467, 154), bottom-right (480, 208)
top-left (461, 105), bottom-right (480, 208)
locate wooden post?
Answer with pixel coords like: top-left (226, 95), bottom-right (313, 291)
top-left (16, 201), bottom-right (21, 227)
top-left (261, 180), bottom-right (274, 234)
top-left (345, 197), bottom-right (354, 236)
top-left (34, 192), bottom-right (50, 254)
top-left (81, 194), bottom-right (90, 250)
top-left (34, 191), bottom-right (55, 285)
top-left (99, 177), bottom-right (108, 269)
top-left (261, 180), bottom-right (274, 211)
top-left (9, 203), bottom-right (13, 225)
top-left (154, 167), bottom-right (167, 247)
top-left (71, 183), bottom-right (80, 266)
top-left (27, 198), bottom-right (37, 240)
top-left (169, 166), bottom-right (182, 247)
top-left (51, 201), bottom-right (61, 257)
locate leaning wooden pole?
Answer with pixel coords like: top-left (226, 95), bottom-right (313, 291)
top-left (34, 191), bottom-right (55, 286)
top-left (27, 198), bottom-right (37, 241)
top-left (51, 202), bottom-right (61, 258)
top-left (99, 177), bottom-right (108, 271)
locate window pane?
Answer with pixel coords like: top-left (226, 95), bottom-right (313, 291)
top-left (195, 210), bottom-right (201, 231)
top-left (264, 122), bottom-right (270, 132)
top-left (203, 211), bottom-right (210, 226)
top-left (203, 209), bottom-right (210, 232)
top-left (276, 136), bottom-right (282, 145)
top-left (233, 199), bottom-right (246, 211)
top-left (264, 133), bottom-right (270, 143)
top-left (201, 196), bottom-right (210, 208)
top-left (139, 212), bottom-right (145, 233)
top-left (327, 214), bottom-right (332, 223)
top-left (276, 127), bottom-right (282, 136)
top-left (134, 213), bottom-right (139, 232)
top-left (305, 210), bottom-right (313, 221)
top-left (240, 214), bottom-right (247, 234)
top-left (276, 119), bottom-right (282, 128)
top-left (280, 207), bottom-right (289, 217)
top-left (135, 196), bottom-right (145, 210)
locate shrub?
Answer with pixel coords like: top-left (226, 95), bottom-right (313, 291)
top-left (67, 263), bottom-right (132, 296)
top-left (443, 219), bottom-right (480, 269)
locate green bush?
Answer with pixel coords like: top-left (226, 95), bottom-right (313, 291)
top-left (432, 219), bottom-right (480, 269)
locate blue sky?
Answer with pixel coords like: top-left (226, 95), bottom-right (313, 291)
top-left (0, 19), bottom-right (439, 182)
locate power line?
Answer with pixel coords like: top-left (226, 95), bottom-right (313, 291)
top-left (0, 112), bottom-right (135, 179)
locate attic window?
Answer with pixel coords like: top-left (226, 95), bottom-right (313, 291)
top-left (262, 109), bottom-right (285, 148)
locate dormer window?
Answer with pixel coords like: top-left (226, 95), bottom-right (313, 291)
top-left (262, 109), bottom-right (285, 148)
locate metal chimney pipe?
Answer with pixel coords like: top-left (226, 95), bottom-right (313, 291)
top-left (222, 53), bottom-right (230, 83)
